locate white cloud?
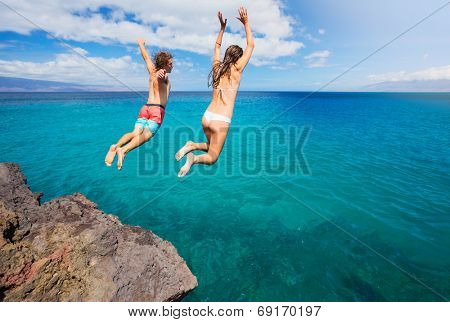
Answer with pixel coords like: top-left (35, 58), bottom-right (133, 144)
top-left (0, 0), bottom-right (303, 65)
top-left (368, 65), bottom-right (450, 82)
top-left (72, 47), bottom-right (88, 56)
top-left (0, 46), bottom-right (206, 89)
top-left (270, 61), bottom-right (298, 70)
top-left (304, 50), bottom-right (330, 68)
top-left (0, 40), bottom-right (24, 49)
top-left (174, 59), bottom-right (194, 69)
top-left (173, 58), bottom-right (196, 73)
top-left (299, 26), bottom-right (319, 43)
top-left (318, 28), bottom-right (325, 35)
top-left (0, 48), bottom-right (147, 88)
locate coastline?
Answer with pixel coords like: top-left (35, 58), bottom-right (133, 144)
top-left (0, 162), bottom-right (197, 301)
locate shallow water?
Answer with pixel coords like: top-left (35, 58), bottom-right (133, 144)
top-left (0, 91), bottom-right (449, 301)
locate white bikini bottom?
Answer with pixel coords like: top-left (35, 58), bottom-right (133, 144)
top-left (203, 110), bottom-right (231, 124)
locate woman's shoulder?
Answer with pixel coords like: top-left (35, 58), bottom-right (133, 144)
top-left (230, 68), bottom-right (242, 82)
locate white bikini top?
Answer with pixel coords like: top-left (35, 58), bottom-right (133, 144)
top-left (215, 86), bottom-right (238, 104)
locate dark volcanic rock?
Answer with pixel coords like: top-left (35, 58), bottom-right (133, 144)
top-left (0, 163), bottom-right (197, 301)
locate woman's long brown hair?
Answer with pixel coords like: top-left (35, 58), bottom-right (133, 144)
top-left (208, 45), bottom-right (243, 88)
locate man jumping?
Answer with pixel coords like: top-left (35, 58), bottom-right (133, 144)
top-left (105, 38), bottom-right (173, 170)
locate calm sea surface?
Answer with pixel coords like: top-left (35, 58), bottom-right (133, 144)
top-left (0, 91), bottom-right (449, 301)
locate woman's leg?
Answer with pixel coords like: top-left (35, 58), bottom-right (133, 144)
top-left (175, 141), bottom-right (209, 160)
top-left (117, 128), bottom-right (152, 170)
top-left (202, 117), bottom-right (212, 143)
top-left (178, 121), bottom-right (229, 177)
top-left (105, 126), bottom-right (142, 166)
top-left (175, 117), bottom-right (212, 160)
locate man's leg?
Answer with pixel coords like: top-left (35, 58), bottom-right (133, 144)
top-left (105, 126), bottom-right (143, 166)
top-left (116, 126), bottom-right (143, 147)
top-left (117, 129), bottom-right (153, 170)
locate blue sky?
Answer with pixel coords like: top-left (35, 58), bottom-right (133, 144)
top-left (0, 0), bottom-right (449, 91)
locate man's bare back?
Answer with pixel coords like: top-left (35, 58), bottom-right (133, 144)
top-left (148, 74), bottom-right (171, 106)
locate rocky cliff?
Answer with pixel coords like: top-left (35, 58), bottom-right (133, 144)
top-left (0, 163), bottom-right (197, 301)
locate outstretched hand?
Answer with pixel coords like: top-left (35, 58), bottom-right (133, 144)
top-left (137, 38), bottom-right (145, 45)
top-left (218, 11), bottom-right (227, 29)
top-left (236, 7), bottom-right (249, 25)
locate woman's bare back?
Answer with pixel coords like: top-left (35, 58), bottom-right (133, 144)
top-left (208, 66), bottom-right (242, 118)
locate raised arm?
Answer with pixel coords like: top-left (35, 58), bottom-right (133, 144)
top-left (213, 11), bottom-right (227, 64)
top-left (235, 7), bottom-right (255, 72)
top-left (137, 38), bottom-right (155, 75)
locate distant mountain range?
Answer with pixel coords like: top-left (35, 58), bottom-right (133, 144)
top-left (1, 75), bottom-right (449, 92)
top-left (0, 76), bottom-right (114, 92)
top-left (361, 79), bottom-right (450, 92)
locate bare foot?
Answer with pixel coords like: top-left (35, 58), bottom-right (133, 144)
top-left (116, 147), bottom-right (126, 170)
top-left (178, 152), bottom-right (195, 177)
top-left (105, 144), bottom-right (117, 166)
top-left (175, 141), bottom-right (194, 161)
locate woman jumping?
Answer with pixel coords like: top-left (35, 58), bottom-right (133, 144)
top-left (175, 7), bottom-right (254, 177)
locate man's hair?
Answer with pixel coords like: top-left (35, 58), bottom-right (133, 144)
top-left (154, 51), bottom-right (173, 70)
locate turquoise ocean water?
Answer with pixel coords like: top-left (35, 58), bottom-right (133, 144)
top-left (0, 91), bottom-right (449, 301)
